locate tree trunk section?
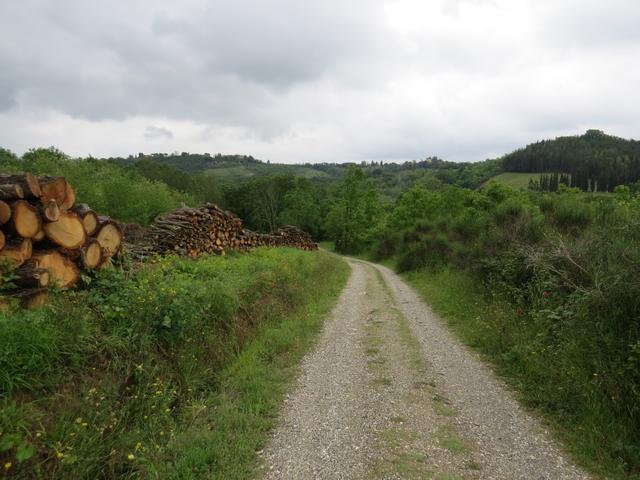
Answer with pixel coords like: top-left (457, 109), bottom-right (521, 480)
top-left (12, 200), bottom-right (42, 238)
top-left (40, 177), bottom-right (68, 207)
top-left (41, 199), bottom-right (61, 222)
top-left (43, 211), bottom-right (86, 249)
top-left (0, 173), bottom-right (41, 198)
top-left (80, 239), bottom-right (103, 269)
top-left (72, 203), bottom-right (99, 236)
top-left (96, 216), bottom-right (123, 256)
top-left (0, 238), bottom-right (32, 266)
top-left (0, 201), bottom-right (11, 225)
top-left (0, 184), bottom-right (24, 201)
top-left (15, 262), bottom-right (50, 288)
top-left (32, 251), bottom-right (80, 289)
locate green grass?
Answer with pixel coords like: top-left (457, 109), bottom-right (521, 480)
top-left (404, 268), bottom-right (639, 480)
top-left (486, 172), bottom-right (542, 189)
top-left (0, 248), bottom-right (349, 479)
top-left (434, 426), bottom-right (468, 454)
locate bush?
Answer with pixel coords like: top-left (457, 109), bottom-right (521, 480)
top-left (551, 197), bottom-right (593, 231)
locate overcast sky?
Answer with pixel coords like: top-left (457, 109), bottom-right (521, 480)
top-left (1, 0), bottom-right (639, 163)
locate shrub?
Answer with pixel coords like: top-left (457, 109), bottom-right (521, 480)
top-left (551, 198), bottom-right (593, 231)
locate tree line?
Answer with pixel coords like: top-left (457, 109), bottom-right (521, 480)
top-left (503, 129), bottom-right (640, 191)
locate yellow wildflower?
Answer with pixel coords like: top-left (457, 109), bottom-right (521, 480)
top-left (4, 462), bottom-right (11, 471)
top-left (127, 453), bottom-right (135, 461)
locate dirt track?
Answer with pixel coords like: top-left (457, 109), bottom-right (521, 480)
top-left (260, 259), bottom-right (590, 479)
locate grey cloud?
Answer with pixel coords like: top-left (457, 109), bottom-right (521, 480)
top-left (0, 0), bottom-right (390, 126)
top-left (144, 125), bottom-right (174, 140)
top-left (539, 0), bottom-right (640, 49)
top-left (0, 0), bottom-right (639, 163)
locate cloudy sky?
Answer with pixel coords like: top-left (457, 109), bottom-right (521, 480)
top-left (1, 0), bottom-right (639, 163)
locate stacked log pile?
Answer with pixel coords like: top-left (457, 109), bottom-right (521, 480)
top-left (136, 203), bottom-right (317, 259)
top-left (0, 173), bottom-right (123, 307)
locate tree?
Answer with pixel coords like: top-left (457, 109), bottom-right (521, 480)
top-left (325, 166), bottom-right (380, 253)
top-left (279, 178), bottom-right (322, 238)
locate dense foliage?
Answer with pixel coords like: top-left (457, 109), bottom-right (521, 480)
top-left (0, 148), bottom-right (193, 225)
top-left (504, 130), bottom-right (640, 191)
top-left (0, 249), bottom-right (348, 478)
top-left (363, 182), bottom-right (640, 477)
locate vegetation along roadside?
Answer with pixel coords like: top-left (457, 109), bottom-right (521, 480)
top-left (0, 248), bottom-right (349, 478)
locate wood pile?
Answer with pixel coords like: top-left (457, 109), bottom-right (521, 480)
top-left (0, 173), bottom-right (123, 308)
top-left (133, 203), bottom-right (317, 259)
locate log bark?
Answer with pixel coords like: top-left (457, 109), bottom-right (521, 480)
top-left (61, 183), bottom-right (76, 210)
top-left (12, 200), bottom-right (42, 238)
top-left (0, 174), bottom-right (41, 198)
top-left (43, 211), bottom-right (86, 249)
top-left (15, 262), bottom-right (50, 288)
top-left (72, 203), bottom-right (99, 236)
top-left (0, 183), bottom-right (24, 201)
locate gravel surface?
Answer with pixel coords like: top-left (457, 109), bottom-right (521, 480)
top-left (260, 259), bottom-right (592, 479)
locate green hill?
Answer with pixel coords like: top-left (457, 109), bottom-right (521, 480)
top-left (502, 129), bottom-right (640, 191)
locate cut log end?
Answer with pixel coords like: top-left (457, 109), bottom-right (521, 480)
top-left (44, 211), bottom-right (86, 249)
top-left (81, 240), bottom-right (103, 269)
top-left (40, 177), bottom-right (68, 206)
top-left (33, 229), bottom-right (46, 242)
top-left (42, 200), bottom-right (61, 222)
top-left (62, 184), bottom-right (76, 210)
top-left (73, 204), bottom-right (99, 235)
top-left (0, 239), bottom-right (32, 267)
top-left (96, 220), bottom-right (123, 256)
top-left (24, 173), bottom-right (41, 198)
top-left (32, 251), bottom-right (80, 289)
top-left (13, 200), bottom-right (42, 238)
top-left (0, 201), bottom-right (11, 225)
top-left (83, 213), bottom-right (98, 236)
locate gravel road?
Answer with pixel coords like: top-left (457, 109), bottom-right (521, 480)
top-left (260, 259), bottom-right (591, 479)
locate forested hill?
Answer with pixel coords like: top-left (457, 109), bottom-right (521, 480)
top-left (502, 129), bottom-right (640, 191)
top-left (112, 130), bottom-right (640, 193)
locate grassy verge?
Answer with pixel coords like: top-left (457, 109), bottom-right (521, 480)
top-left (404, 268), bottom-right (637, 480)
top-left (0, 248), bottom-right (349, 479)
